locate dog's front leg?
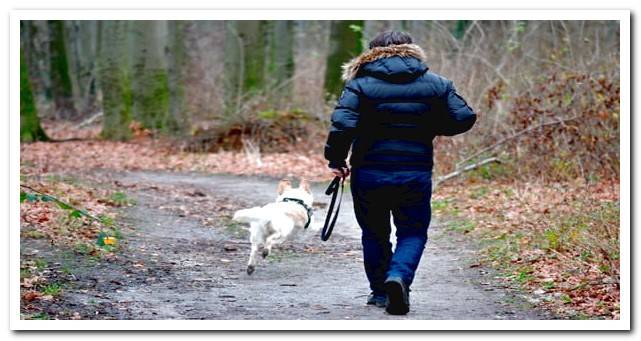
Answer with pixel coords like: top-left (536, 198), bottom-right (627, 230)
top-left (263, 232), bottom-right (288, 259)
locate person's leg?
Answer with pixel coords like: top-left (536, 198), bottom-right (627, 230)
top-left (386, 172), bottom-right (432, 288)
top-left (351, 169), bottom-right (393, 296)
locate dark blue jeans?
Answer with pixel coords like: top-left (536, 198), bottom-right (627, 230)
top-left (350, 167), bottom-right (432, 295)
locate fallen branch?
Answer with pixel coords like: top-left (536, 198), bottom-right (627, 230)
top-left (49, 111), bottom-right (103, 133)
top-left (20, 184), bottom-right (106, 225)
top-left (435, 157), bottom-right (501, 187)
top-left (77, 111), bottom-right (103, 129)
top-left (455, 115), bottom-right (580, 169)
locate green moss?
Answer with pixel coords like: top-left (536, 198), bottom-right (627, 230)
top-left (324, 20), bottom-right (364, 99)
top-left (29, 312), bottom-right (50, 320)
top-left (266, 20), bottom-right (294, 98)
top-left (224, 219), bottom-right (248, 239)
top-left (447, 219), bottom-right (476, 233)
top-left (20, 49), bottom-right (48, 142)
top-left (107, 191), bottom-right (134, 206)
top-left (431, 198), bottom-right (450, 211)
top-left (100, 69), bottom-right (133, 140)
top-left (48, 20), bottom-right (74, 97)
top-left (48, 20), bottom-right (77, 117)
top-left (20, 267), bottom-right (32, 279)
top-left (41, 282), bottom-right (62, 296)
top-left (139, 70), bottom-right (174, 132)
top-left (241, 21), bottom-right (268, 93)
top-left (34, 258), bottom-right (48, 270)
top-left (127, 21), bottom-right (177, 135)
top-left (22, 230), bottom-right (46, 239)
top-left (223, 20), bottom-right (271, 112)
top-left (470, 161), bottom-right (509, 181)
top-left (98, 21), bottom-right (133, 140)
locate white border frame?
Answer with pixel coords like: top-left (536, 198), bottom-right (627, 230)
top-left (9, 9), bottom-right (631, 331)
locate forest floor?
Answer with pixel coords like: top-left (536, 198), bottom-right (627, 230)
top-left (20, 137), bottom-right (619, 320)
top-left (20, 169), bottom-right (550, 320)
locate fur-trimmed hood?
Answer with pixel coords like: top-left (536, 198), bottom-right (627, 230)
top-left (341, 43), bottom-right (428, 81)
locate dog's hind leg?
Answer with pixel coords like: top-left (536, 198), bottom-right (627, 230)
top-left (247, 243), bottom-right (259, 275)
top-left (247, 222), bottom-right (265, 275)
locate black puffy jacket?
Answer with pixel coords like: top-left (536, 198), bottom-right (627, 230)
top-left (324, 43), bottom-right (476, 170)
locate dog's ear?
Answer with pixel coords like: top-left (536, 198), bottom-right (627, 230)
top-left (277, 179), bottom-right (292, 195)
top-left (299, 178), bottom-right (311, 194)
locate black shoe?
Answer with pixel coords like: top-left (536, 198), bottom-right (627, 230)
top-left (366, 292), bottom-right (386, 307)
top-left (384, 277), bottom-right (410, 315)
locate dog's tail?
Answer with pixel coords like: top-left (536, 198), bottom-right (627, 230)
top-left (232, 207), bottom-right (266, 224)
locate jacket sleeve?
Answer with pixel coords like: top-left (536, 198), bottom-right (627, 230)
top-left (324, 82), bottom-right (361, 168)
top-left (436, 81), bottom-right (477, 136)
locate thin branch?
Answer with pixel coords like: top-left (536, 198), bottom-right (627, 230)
top-left (455, 115), bottom-right (580, 169)
top-left (459, 52), bottom-right (510, 85)
top-left (77, 111), bottom-right (103, 129)
top-left (435, 157), bottom-right (501, 187)
top-left (20, 184), bottom-right (106, 224)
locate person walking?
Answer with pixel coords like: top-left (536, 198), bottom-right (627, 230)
top-left (324, 31), bottom-right (476, 315)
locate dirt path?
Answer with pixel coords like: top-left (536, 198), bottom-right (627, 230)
top-left (22, 170), bottom-right (552, 320)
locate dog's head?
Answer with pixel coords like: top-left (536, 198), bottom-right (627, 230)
top-left (276, 178), bottom-right (313, 206)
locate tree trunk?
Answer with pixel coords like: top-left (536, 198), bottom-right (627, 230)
top-left (293, 20), bottom-right (330, 115)
top-left (167, 20), bottom-right (187, 134)
top-left (48, 20), bottom-right (78, 119)
top-left (22, 20), bottom-right (52, 109)
top-left (239, 20), bottom-right (268, 94)
top-left (97, 20), bottom-right (133, 140)
top-left (130, 20), bottom-right (175, 133)
top-left (66, 20), bottom-right (99, 116)
top-left (223, 21), bottom-right (242, 114)
top-left (21, 48), bottom-right (48, 142)
top-left (223, 20), bottom-right (268, 114)
top-left (265, 20), bottom-right (294, 106)
top-left (324, 20), bottom-right (364, 100)
top-left (182, 21), bottom-right (226, 125)
top-left (21, 21), bottom-right (43, 101)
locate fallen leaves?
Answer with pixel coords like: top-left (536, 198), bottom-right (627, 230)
top-left (21, 290), bottom-right (42, 302)
top-left (20, 274), bottom-right (44, 289)
top-left (21, 138), bottom-right (333, 182)
top-left (20, 178), bottom-right (117, 248)
top-left (436, 178), bottom-right (620, 319)
top-left (21, 290), bottom-right (54, 303)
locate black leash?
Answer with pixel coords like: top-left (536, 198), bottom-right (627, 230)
top-left (320, 175), bottom-right (345, 241)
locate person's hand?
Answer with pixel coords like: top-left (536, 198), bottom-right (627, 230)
top-left (330, 166), bottom-right (350, 178)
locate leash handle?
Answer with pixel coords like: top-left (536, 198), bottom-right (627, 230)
top-left (321, 176), bottom-right (345, 241)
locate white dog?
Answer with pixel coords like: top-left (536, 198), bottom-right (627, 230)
top-left (232, 179), bottom-right (314, 275)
